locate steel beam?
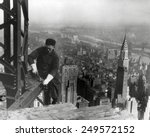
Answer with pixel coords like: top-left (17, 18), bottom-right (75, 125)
top-left (0, 0), bottom-right (29, 108)
top-left (21, 0), bottom-right (29, 21)
top-left (0, 19), bottom-right (15, 30)
top-left (8, 84), bottom-right (43, 110)
top-left (4, 0), bottom-right (11, 64)
top-left (0, 72), bottom-right (16, 88)
top-left (0, 0), bottom-right (42, 109)
top-left (0, 58), bottom-right (16, 73)
top-left (21, 0), bottom-right (28, 94)
top-left (0, 3), bottom-right (15, 17)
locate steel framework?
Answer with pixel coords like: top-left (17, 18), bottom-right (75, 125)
top-left (0, 0), bottom-right (29, 108)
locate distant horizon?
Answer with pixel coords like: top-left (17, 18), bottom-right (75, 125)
top-left (29, 21), bottom-right (150, 30)
top-left (1, 0), bottom-right (150, 30)
top-left (28, 0), bottom-right (150, 27)
top-left (28, 22), bottom-right (150, 46)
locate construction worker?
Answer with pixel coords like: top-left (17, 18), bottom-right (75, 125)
top-left (28, 38), bottom-right (60, 105)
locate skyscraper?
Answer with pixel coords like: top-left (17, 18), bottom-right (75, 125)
top-left (115, 35), bottom-right (129, 105)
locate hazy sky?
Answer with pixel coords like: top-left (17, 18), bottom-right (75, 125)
top-left (28, 0), bottom-right (150, 26)
top-left (0, 0), bottom-right (150, 26)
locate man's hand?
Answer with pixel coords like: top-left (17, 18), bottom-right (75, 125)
top-left (43, 74), bottom-right (54, 85)
top-left (31, 63), bottom-right (38, 74)
top-left (43, 79), bottom-right (50, 85)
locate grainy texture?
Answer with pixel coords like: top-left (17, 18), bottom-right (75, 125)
top-left (0, 103), bottom-right (137, 120)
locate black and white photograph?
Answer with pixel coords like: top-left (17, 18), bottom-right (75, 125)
top-left (0, 0), bottom-right (150, 121)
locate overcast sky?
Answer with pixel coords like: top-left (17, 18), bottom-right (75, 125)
top-left (28, 0), bottom-right (150, 26)
top-left (0, 0), bottom-right (150, 26)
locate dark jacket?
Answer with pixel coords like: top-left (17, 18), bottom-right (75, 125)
top-left (28, 46), bottom-right (59, 81)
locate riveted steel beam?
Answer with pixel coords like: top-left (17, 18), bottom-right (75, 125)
top-left (0, 0), bottom-right (29, 108)
top-left (0, 58), bottom-right (16, 73)
top-left (0, 3), bottom-right (15, 17)
top-left (0, 18), bottom-right (15, 30)
top-left (8, 84), bottom-right (42, 110)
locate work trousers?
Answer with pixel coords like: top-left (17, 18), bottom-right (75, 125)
top-left (43, 80), bottom-right (60, 105)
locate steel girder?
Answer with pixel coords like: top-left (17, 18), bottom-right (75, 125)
top-left (0, 0), bottom-right (29, 108)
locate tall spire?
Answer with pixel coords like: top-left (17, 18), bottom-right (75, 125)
top-left (121, 34), bottom-right (127, 51)
top-left (118, 34), bottom-right (129, 68)
top-left (121, 34), bottom-right (128, 57)
top-left (138, 55), bottom-right (142, 65)
top-left (114, 34), bottom-right (129, 107)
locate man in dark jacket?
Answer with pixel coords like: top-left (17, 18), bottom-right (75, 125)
top-left (28, 38), bottom-right (60, 105)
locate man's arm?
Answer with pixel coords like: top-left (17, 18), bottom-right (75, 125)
top-left (28, 47), bottom-right (41, 65)
top-left (28, 47), bottom-right (42, 73)
top-left (43, 55), bottom-right (59, 85)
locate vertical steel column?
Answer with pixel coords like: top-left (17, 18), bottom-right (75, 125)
top-left (0, 0), bottom-right (29, 108)
top-left (22, 0), bottom-right (28, 94)
top-left (23, 0), bottom-right (28, 69)
top-left (13, 0), bottom-right (22, 100)
top-left (3, 0), bottom-right (17, 108)
top-left (4, 0), bottom-right (11, 65)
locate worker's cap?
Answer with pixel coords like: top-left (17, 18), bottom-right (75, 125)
top-left (45, 38), bottom-right (56, 47)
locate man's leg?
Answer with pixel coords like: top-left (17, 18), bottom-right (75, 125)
top-left (52, 98), bottom-right (57, 104)
top-left (43, 86), bottom-right (51, 105)
top-left (49, 81), bottom-right (60, 104)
